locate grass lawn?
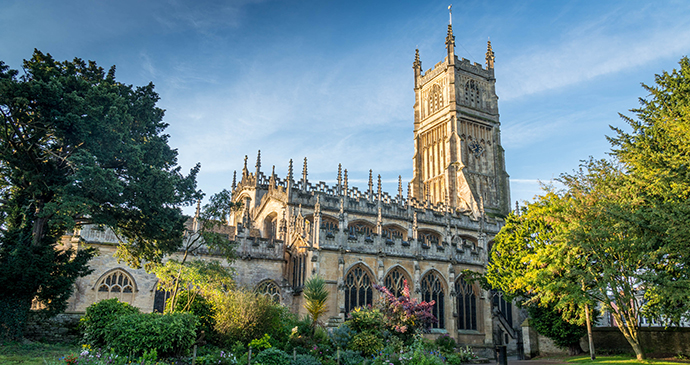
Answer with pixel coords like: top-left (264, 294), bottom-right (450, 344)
top-left (0, 341), bottom-right (80, 365)
top-left (567, 355), bottom-right (689, 365)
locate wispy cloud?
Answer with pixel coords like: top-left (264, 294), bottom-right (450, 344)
top-left (498, 6), bottom-right (690, 100)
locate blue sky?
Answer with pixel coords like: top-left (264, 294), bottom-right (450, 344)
top-left (2, 0), bottom-right (690, 213)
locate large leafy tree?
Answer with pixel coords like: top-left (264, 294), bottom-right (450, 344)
top-left (609, 56), bottom-right (690, 323)
top-left (487, 57), bottom-right (690, 360)
top-left (0, 51), bottom-right (200, 338)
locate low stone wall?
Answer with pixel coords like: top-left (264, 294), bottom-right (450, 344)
top-left (593, 327), bottom-right (690, 356)
top-left (23, 312), bottom-right (82, 344)
top-left (523, 324), bottom-right (690, 357)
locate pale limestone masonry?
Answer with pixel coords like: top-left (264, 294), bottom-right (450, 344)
top-left (62, 22), bottom-right (518, 357)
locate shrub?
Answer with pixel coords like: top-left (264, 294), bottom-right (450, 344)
top-left (213, 289), bottom-right (285, 346)
top-left (348, 331), bottom-right (383, 357)
top-left (344, 307), bottom-right (384, 334)
top-left (338, 349), bottom-right (364, 365)
top-left (291, 353), bottom-right (321, 365)
top-left (249, 333), bottom-right (272, 351)
top-left (80, 298), bottom-right (140, 347)
top-left (173, 290), bottom-right (218, 343)
top-left (252, 347), bottom-right (290, 365)
top-left (330, 323), bottom-right (354, 349)
top-left (435, 333), bottom-right (456, 353)
top-left (106, 312), bottom-right (198, 357)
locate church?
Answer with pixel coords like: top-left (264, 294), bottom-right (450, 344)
top-left (61, 22), bottom-right (519, 357)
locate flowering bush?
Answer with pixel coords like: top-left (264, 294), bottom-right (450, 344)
top-left (373, 279), bottom-right (437, 342)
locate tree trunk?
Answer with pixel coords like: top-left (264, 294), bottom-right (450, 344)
top-left (568, 343), bottom-right (584, 356)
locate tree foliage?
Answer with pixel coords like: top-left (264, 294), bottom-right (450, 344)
top-left (0, 51), bottom-right (199, 338)
top-left (526, 303), bottom-right (586, 355)
top-left (487, 57), bottom-right (690, 360)
top-left (303, 275), bottom-right (329, 334)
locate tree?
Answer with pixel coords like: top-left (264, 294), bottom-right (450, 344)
top-left (609, 56), bottom-right (690, 324)
top-left (150, 189), bottom-right (241, 313)
top-left (303, 275), bottom-right (329, 335)
top-left (0, 51), bottom-right (199, 339)
top-left (487, 159), bottom-right (649, 359)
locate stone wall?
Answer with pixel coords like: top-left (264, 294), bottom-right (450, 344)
top-left (593, 327), bottom-right (690, 356)
top-left (24, 312), bottom-right (82, 344)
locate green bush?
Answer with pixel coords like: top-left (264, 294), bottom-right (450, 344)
top-left (80, 298), bottom-right (140, 347)
top-left (338, 349), bottom-right (364, 365)
top-left (345, 307), bottom-right (384, 333)
top-left (173, 290), bottom-right (218, 343)
top-left (106, 312), bottom-right (198, 357)
top-left (291, 353), bottom-right (321, 365)
top-left (348, 331), bottom-right (383, 357)
top-left (213, 289), bottom-right (286, 346)
top-left (249, 333), bottom-right (272, 351)
top-left (330, 323), bottom-right (353, 349)
top-left (435, 333), bottom-right (456, 353)
top-left (252, 347), bottom-right (290, 365)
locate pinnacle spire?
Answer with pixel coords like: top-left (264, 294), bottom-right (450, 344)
top-left (343, 169), bottom-right (349, 195)
top-left (486, 38), bottom-right (495, 69)
top-left (368, 170), bottom-right (374, 200)
top-left (398, 175), bottom-right (403, 200)
top-left (413, 49), bottom-right (421, 70)
top-left (337, 163), bottom-right (343, 193)
top-left (288, 159), bottom-right (294, 182)
top-left (255, 150), bottom-right (261, 170)
top-left (232, 170), bottom-right (237, 190)
top-left (377, 174), bottom-right (382, 201)
top-left (301, 157), bottom-right (308, 191)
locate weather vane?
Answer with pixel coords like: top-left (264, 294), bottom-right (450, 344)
top-left (448, 4), bottom-right (452, 25)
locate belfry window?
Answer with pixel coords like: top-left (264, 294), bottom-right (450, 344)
top-left (421, 271), bottom-right (445, 329)
top-left (96, 269), bottom-right (136, 304)
top-left (383, 266), bottom-right (411, 298)
top-left (456, 278), bottom-right (478, 330)
top-left (256, 280), bottom-right (281, 303)
top-left (344, 265), bottom-right (373, 315)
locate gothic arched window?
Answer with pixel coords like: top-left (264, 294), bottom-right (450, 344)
top-left (344, 264), bottom-right (374, 315)
top-left (292, 254), bottom-right (307, 289)
top-left (384, 266), bottom-right (411, 298)
top-left (256, 280), bottom-right (281, 303)
top-left (427, 84), bottom-right (444, 115)
top-left (421, 271), bottom-right (445, 329)
top-left (321, 217), bottom-right (338, 237)
top-left (419, 230), bottom-right (441, 248)
top-left (492, 289), bottom-right (513, 325)
top-left (456, 278), bottom-right (478, 330)
top-left (263, 213), bottom-right (278, 240)
top-left (96, 269), bottom-right (136, 304)
top-left (348, 222), bottom-right (374, 238)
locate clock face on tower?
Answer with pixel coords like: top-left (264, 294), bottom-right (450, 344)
top-left (468, 140), bottom-right (484, 158)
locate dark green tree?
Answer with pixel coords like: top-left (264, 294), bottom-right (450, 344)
top-left (526, 303), bottom-right (587, 355)
top-left (0, 50), bottom-right (200, 339)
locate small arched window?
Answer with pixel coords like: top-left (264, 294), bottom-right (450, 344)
top-left (344, 264), bottom-right (374, 315)
top-left (321, 217), bottom-right (338, 236)
top-left (292, 254), bottom-right (307, 289)
top-left (348, 222), bottom-right (374, 238)
top-left (428, 84), bottom-right (444, 115)
top-left (263, 213), bottom-right (278, 240)
top-left (382, 226), bottom-right (405, 241)
top-left (256, 280), bottom-right (281, 303)
top-left (456, 278), bottom-right (478, 330)
top-left (383, 266), bottom-right (411, 298)
top-left (96, 269), bottom-right (136, 304)
top-left (419, 231), bottom-right (441, 248)
top-left (421, 271), bottom-right (445, 329)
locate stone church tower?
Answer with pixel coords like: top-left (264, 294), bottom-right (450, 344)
top-left (411, 24), bottom-right (510, 218)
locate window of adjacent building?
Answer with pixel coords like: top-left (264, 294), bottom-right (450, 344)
top-left (256, 280), bottom-right (281, 303)
top-left (456, 277), bottom-right (478, 330)
top-left (384, 266), bottom-right (411, 298)
top-left (96, 269), bottom-right (136, 304)
top-left (421, 271), bottom-right (445, 329)
top-left (344, 265), bottom-right (373, 315)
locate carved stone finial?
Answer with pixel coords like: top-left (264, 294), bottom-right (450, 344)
top-left (377, 174), bottom-right (382, 201)
top-left (288, 159), bottom-right (294, 182)
top-left (446, 24), bottom-right (455, 53)
top-left (242, 155), bottom-right (248, 176)
top-left (255, 150), bottom-right (261, 170)
top-left (368, 170), bottom-right (374, 200)
top-left (515, 201), bottom-right (520, 215)
top-left (407, 182), bottom-right (412, 201)
top-left (302, 157), bottom-right (308, 191)
top-left (232, 170), bottom-right (237, 190)
top-left (337, 163), bottom-right (342, 193)
top-left (398, 176), bottom-right (403, 200)
top-left (413, 49), bottom-right (421, 70)
top-left (486, 39), bottom-right (495, 69)
top-left (343, 169), bottom-right (349, 196)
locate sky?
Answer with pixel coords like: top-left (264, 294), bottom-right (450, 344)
top-left (2, 0), bottom-right (690, 214)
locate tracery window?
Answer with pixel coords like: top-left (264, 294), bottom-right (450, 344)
top-left (427, 84), bottom-right (444, 115)
top-left (383, 266), bottom-right (411, 298)
top-left (419, 231), bottom-right (441, 247)
top-left (256, 280), bottom-right (281, 303)
top-left (321, 217), bottom-right (338, 236)
top-left (344, 265), bottom-right (373, 315)
top-left (348, 222), bottom-right (374, 238)
top-left (96, 269), bottom-right (136, 304)
top-left (292, 254), bottom-right (307, 289)
top-left (465, 80), bottom-right (480, 107)
top-left (421, 271), bottom-right (445, 329)
top-left (456, 278), bottom-right (478, 330)
top-left (382, 226), bottom-right (405, 241)
top-left (492, 289), bottom-right (513, 325)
